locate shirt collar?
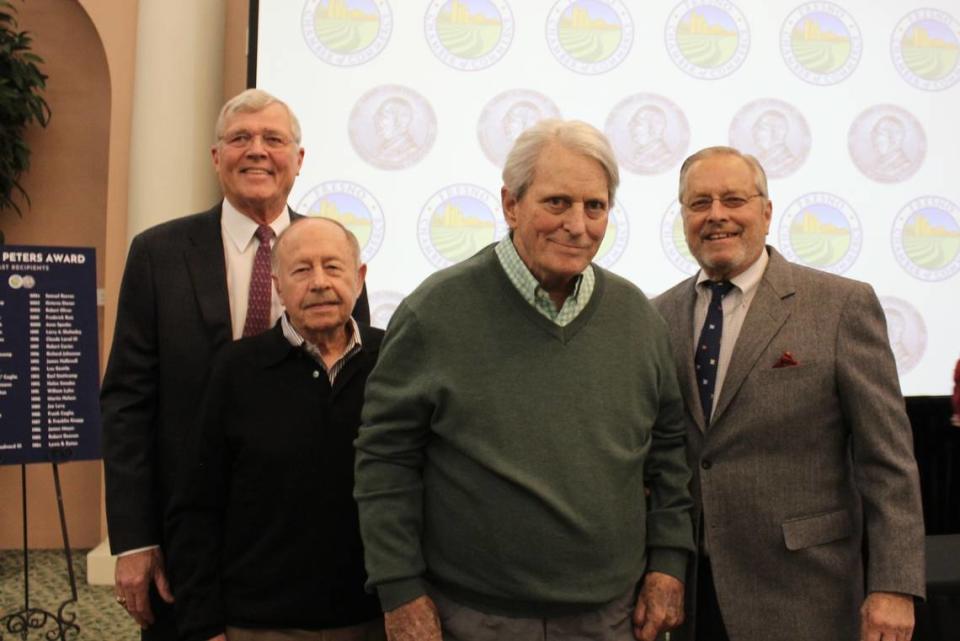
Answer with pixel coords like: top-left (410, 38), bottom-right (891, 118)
top-left (221, 198), bottom-right (291, 252)
top-left (695, 246), bottom-right (769, 297)
top-left (495, 234), bottom-right (590, 303)
top-left (281, 312), bottom-right (362, 359)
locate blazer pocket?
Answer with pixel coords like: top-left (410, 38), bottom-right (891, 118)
top-left (754, 360), bottom-right (822, 388)
top-left (781, 509), bottom-right (852, 551)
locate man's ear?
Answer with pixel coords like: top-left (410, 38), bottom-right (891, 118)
top-left (502, 186), bottom-right (519, 230)
top-left (356, 263), bottom-right (368, 293)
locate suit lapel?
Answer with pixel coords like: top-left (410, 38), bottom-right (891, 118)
top-left (711, 249), bottom-right (796, 424)
top-left (664, 278), bottom-right (707, 431)
top-left (185, 205), bottom-right (232, 346)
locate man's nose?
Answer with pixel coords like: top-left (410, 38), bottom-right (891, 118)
top-left (244, 134), bottom-right (269, 157)
top-left (563, 204), bottom-right (587, 235)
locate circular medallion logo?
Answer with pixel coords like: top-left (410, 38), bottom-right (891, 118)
top-left (477, 90), bottom-right (562, 168)
top-left (22, 275), bottom-right (36, 289)
top-left (892, 196), bottom-right (960, 281)
top-left (891, 9), bottom-right (960, 91)
top-left (370, 290), bottom-right (406, 329)
top-left (780, 2), bottom-right (861, 85)
top-left (729, 98), bottom-right (811, 179)
top-left (848, 105), bottom-right (926, 184)
top-left (295, 181), bottom-right (386, 263)
top-left (594, 203), bottom-right (629, 268)
top-left (778, 192), bottom-right (861, 275)
top-left (606, 93), bottom-right (690, 175)
top-left (7, 274), bottom-right (23, 289)
top-left (418, 184), bottom-right (508, 269)
top-left (879, 296), bottom-right (926, 375)
top-left (301, 0), bottom-right (393, 67)
top-left (546, 0), bottom-right (634, 75)
top-left (660, 201), bottom-right (698, 275)
top-left (665, 0), bottom-right (750, 79)
top-left (349, 85), bottom-right (437, 170)
top-left (425, 0), bottom-right (514, 70)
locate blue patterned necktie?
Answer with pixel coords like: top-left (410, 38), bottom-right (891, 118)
top-left (695, 280), bottom-right (734, 423)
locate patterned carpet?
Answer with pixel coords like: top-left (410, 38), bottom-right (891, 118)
top-left (0, 550), bottom-right (138, 641)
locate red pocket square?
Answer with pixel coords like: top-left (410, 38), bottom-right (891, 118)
top-left (773, 351), bottom-right (799, 368)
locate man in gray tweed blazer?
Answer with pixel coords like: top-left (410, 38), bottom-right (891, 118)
top-left (654, 146), bottom-right (925, 641)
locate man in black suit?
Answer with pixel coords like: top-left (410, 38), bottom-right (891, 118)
top-left (166, 217), bottom-right (385, 641)
top-left (101, 89), bottom-right (368, 639)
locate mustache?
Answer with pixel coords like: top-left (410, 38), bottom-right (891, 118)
top-left (301, 294), bottom-right (340, 308)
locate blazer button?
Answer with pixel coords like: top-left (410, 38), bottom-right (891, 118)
top-left (701, 460), bottom-right (712, 470)
top-left (312, 370), bottom-right (320, 379)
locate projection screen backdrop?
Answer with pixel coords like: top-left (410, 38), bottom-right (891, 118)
top-left (254, 0), bottom-right (960, 396)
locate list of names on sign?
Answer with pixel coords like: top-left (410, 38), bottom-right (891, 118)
top-left (0, 246), bottom-right (100, 465)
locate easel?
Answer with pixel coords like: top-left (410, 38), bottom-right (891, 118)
top-left (0, 449), bottom-right (80, 641)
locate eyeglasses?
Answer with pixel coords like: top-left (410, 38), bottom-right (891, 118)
top-left (683, 194), bottom-right (764, 213)
top-left (220, 130), bottom-right (294, 150)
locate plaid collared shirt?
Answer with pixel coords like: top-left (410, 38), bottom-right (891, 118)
top-left (494, 235), bottom-right (595, 327)
top-left (280, 313), bottom-right (362, 384)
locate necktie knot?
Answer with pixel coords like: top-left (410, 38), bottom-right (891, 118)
top-left (707, 280), bottom-right (734, 299)
top-left (255, 224), bottom-right (275, 244)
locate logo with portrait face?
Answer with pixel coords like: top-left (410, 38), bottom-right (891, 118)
top-left (778, 192), bottom-right (861, 275)
top-left (729, 98), bottom-right (811, 179)
top-left (848, 104), bottom-right (926, 184)
top-left (301, 0), bottom-right (393, 67)
top-left (546, 0), bottom-right (634, 75)
top-left (891, 9), bottom-right (960, 91)
top-left (295, 181), bottom-right (386, 263)
top-left (605, 93), bottom-right (690, 176)
top-left (418, 184), bottom-right (508, 269)
top-left (424, 0), bottom-right (514, 71)
top-left (477, 90), bottom-right (562, 168)
top-left (891, 196), bottom-right (960, 282)
top-left (660, 200), bottom-right (699, 275)
top-left (780, 2), bottom-right (861, 85)
top-left (593, 202), bottom-right (629, 269)
top-left (349, 85), bottom-right (438, 170)
top-left (665, 0), bottom-right (749, 79)
top-left (879, 296), bottom-right (927, 375)
top-left (369, 290), bottom-right (406, 329)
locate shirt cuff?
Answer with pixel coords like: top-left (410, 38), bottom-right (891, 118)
top-left (645, 548), bottom-right (689, 584)
top-left (116, 544), bottom-right (160, 557)
top-left (377, 577), bottom-right (428, 613)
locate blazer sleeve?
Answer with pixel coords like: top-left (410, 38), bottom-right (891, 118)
top-left (836, 281), bottom-right (925, 598)
top-left (101, 233), bottom-right (162, 553)
top-left (165, 354), bottom-right (231, 641)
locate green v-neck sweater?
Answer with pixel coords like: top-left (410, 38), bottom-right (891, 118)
top-left (355, 245), bottom-right (694, 616)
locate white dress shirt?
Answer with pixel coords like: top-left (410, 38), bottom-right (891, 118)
top-left (221, 199), bottom-right (291, 339)
top-left (693, 248), bottom-right (769, 419)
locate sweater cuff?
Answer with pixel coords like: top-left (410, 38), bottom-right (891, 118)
top-left (645, 548), bottom-right (689, 583)
top-left (377, 577), bottom-right (428, 613)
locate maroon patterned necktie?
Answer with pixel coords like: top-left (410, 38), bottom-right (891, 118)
top-left (242, 225), bottom-right (275, 337)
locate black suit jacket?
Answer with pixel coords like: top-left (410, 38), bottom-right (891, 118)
top-left (101, 203), bottom-right (369, 553)
top-left (166, 322), bottom-right (384, 641)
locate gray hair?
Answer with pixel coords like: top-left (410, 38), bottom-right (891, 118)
top-left (271, 217), bottom-right (362, 275)
top-left (502, 119), bottom-right (620, 206)
top-left (215, 88), bottom-right (302, 144)
top-left (677, 146), bottom-right (769, 203)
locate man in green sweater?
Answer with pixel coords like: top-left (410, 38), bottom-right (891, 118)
top-left (355, 119), bottom-right (695, 641)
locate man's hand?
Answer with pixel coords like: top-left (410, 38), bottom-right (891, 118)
top-left (384, 595), bottom-right (442, 641)
top-left (633, 572), bottom-right (684, 641)
top-left (860, 591), bottom-right (914, 641)
top-left (114, 547), bottom-right (174, 628)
